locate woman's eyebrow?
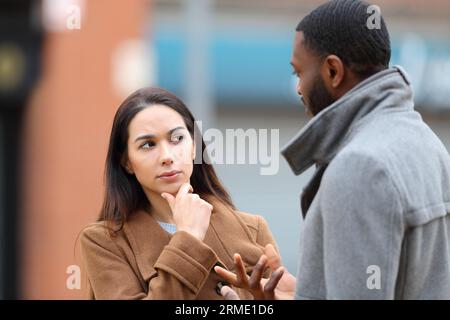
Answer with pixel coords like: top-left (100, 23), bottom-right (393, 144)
top-left (133, 126), bottom-right (185, 143)
top-left (168, 126), bottom-right (185, 135)
top-left (134, 134), bottom-right (156, 143)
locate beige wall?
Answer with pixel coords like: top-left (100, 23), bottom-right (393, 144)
top-left (20, 0), bottom-right (150, 299)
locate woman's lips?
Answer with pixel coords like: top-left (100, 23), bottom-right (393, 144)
top-left (157, 171), bottom-right (181, 181)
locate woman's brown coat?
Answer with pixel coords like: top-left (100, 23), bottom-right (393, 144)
top-left (79, 197), bottom-right (278, 299)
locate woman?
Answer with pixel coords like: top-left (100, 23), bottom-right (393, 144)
top-left (79, 87), bottom-right (280, 299)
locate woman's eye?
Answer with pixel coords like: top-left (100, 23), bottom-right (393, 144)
top-left (172, 135), bottom-right (184, 143)
top-left (140, 141), bottom-right (155, 149)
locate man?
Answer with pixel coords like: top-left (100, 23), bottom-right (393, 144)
top-left (215, 0), bottom-right (450, 299)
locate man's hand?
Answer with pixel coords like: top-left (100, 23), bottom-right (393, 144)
top-left (219, 285), bottom-right (240, 300)
top-left (214, 244), bottom-right (296, 300)
top-left (261, 244), bottom-right (296, 300)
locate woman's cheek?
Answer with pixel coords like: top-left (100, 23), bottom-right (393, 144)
top-left (178, 144), bottom-right (193, 166)
top-left (137, 155), bottom-right (157, 186)
top-left (186, 161), bottom-right (194, 180)
top-left (180, 149), bottom-right (194, 179)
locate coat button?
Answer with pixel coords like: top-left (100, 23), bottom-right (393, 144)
top-left (215, 281), bottom-right (230, 296)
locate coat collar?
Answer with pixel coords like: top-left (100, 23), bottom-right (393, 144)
top-left (281, 66), bottom-right (413, 175)
top-left (122, 196), bottom-right (265, 281)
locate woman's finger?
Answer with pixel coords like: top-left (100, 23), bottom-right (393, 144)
top-left (190, 193), bottom-right (200, 200)
top-left (176, 183), bottom-right (193, 199)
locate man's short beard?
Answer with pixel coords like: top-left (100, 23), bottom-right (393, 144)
top-left (307, 74), bottom-right (336, 116)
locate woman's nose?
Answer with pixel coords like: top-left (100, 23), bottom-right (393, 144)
top-left (159, 142), bottom-right (174, 165)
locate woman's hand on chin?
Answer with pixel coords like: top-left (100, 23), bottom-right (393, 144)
top-left (161, 183), bottom-right (213, 241)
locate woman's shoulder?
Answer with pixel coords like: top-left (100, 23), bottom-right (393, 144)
top-left (233, 210), bottom-right (277, 250)
top-left (205, 195), bottom-right (268, 235)
top-left (234, 210), bottom-right (265, 232)
top-left (79, 221), bottom-right (125, 249)
top-left (205, 195), bottom-right (269, 233)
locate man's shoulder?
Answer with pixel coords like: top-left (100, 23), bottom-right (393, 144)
top-left (326, 145), bottom-right (391, 181)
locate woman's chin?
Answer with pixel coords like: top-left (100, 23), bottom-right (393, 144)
top-left (160, 181), bottom-right (184, 195)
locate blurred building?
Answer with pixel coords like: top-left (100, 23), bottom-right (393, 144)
top-left (17, 0), bottom-right (151, 299)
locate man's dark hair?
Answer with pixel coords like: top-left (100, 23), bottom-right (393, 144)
top-left (296, 0), bottom-right (391, 78)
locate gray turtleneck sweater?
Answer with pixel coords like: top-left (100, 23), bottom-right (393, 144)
top-left (282, 66), bottom-right (450, 299)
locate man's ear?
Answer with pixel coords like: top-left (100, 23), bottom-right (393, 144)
top-left (322, 54), bottom-right (345, 90)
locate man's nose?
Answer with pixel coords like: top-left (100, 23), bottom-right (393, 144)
top-left (296, 80), bottom-right (302, 96)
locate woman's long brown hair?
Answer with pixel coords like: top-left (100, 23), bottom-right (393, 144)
top-left (99, 87), bottom-right (234, 234)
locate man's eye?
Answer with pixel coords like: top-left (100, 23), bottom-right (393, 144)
top-left (292, 70), bottom-right (300, 78)
top-left (140, 141), bottom-right (155, 149)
